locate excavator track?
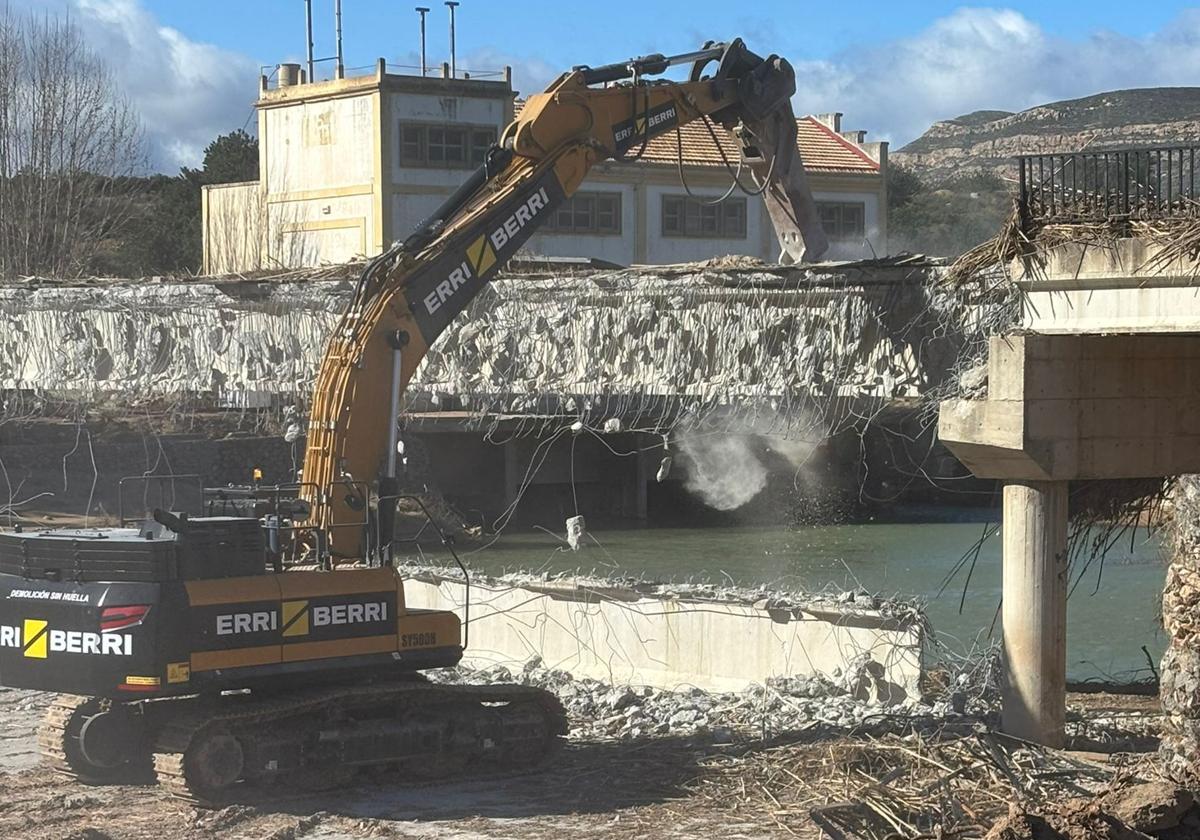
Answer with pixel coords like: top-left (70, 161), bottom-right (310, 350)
top-left (40, 695), bottom-right (154, 785)
top-left (152, 680), bottom-right (568, 806)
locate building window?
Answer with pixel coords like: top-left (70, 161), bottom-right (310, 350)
top-left (543, 191), bottom-right (622, 235)
top-left (399, 123), bottom-right (497, 169)
top-left (817, 201), bottom-right (866, 240)
top-left (661, 195), bottom-right (747, 238)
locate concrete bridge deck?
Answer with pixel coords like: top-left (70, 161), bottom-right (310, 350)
top-left (0, 258), bottom-right (957, 435)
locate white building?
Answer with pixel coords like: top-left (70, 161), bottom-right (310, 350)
top-left (203, 62), bottom-right (887, 274)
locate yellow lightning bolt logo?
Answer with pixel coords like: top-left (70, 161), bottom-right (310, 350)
top-left (22, 619), bottom-right (48, 658)
top-left (281, 600), bottom-right (310, 637)
top-left (467, 235), bottom-right (497, 276)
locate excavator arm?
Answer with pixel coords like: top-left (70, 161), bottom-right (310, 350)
top-left (302, 39), bottom-right (829, 559)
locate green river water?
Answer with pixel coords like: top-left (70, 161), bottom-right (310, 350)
top-left (405, 521), bottom-right (1168, 683)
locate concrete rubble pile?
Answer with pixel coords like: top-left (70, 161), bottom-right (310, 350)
top-left (1159, 474), bottom-right (1200, 780)
top-left (429, 655), bottom-right (981, 742)
top-left (428, 654), bottom-right (1158, 750)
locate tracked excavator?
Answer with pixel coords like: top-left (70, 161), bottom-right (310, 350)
top-left (0, 39), bottom-right (827, 804)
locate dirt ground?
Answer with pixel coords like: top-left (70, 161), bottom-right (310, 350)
top-left (0, 687), bottom-right (1166, 840)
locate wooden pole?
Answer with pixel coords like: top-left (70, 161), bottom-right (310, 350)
top-left (1001, 480), bottom-right (1068, 747)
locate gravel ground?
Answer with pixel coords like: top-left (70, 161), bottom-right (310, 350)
top-left (0, 674), bottom-right (1164, 840)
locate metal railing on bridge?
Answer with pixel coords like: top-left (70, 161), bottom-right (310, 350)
top-left (1018, 145), bottom-right (1200, 225)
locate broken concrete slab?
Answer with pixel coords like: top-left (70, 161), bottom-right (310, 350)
top-left (402, 564), bottom-right (928, 697)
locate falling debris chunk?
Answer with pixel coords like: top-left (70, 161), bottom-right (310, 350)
top-left (565, 515), bottom-right (587, 551)
top-left (656, 454), bottom-right (673, 482)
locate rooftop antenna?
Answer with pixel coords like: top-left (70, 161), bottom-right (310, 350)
top-left (445, 1), bottom-right (459, 79)
top-left (334, 0), bottom-right (344, 79)
top-left (416, 6), bottom-right (430, 76)
top-left (304, 0), bottom-right (314, 82)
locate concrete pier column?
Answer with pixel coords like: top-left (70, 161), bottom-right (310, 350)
top-left (503, 441), bottom-right (521, 509)
top-left (619, 435), bottom-right (649, 520)
top-left (1001, 480), bottom-right (1069, 747)
top-left (634, 436), bottom-right (649, 520)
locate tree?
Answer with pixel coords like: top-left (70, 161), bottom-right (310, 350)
top-left (196, 129), bottom-right (258, 185)
top-left (887, 164), bottom-right (925, 212)
top-left (114, 130), bottom-right (260, 276)
top-left (887, 169), bottom-right (1013, 257)
top-left (0, 9), bottom-right (146, 278)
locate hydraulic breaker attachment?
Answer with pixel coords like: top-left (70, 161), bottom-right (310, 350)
top-left (690, 42), bottom-right (829, 263)
top-left (740, 106), bottom-right (829, 263)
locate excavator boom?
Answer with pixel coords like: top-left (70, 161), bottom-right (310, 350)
top-left (303, 39), bottom-right (829, 559)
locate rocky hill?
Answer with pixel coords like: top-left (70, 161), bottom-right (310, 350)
top-left (893, 88), bottom-right (1200, 184)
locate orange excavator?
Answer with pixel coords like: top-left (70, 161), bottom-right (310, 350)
top-left (0, 39), bottom-right (827, 803)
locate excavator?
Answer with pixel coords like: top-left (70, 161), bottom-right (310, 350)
top-left (0, 39), bottom-right (827, 804)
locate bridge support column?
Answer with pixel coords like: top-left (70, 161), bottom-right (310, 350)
top-left (1001, 480), bottom-right (1068, 747)
top-left (503, 441), bottom-right (521, 508)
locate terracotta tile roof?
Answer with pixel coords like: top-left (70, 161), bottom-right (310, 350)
top-left (512, 100), bottom-right (878, 174)
top-left (633, 115), bottom-right (879, 174)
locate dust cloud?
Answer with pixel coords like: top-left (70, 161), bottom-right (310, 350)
top-left (677, 429), bottom-right (819, 511)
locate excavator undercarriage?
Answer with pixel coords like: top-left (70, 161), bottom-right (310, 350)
top-left (42, 682), bottom-right (566, 805)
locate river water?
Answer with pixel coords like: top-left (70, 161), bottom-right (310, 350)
top-left (411, 521), bottom-right (1168, 683)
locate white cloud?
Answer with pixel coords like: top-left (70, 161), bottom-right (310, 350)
top-left (12, 2), bottom-right (1200, 169)
top-left (7, 0), bottom-right (259, 171)
top-left (789, 7), bottom-right (1200, 147)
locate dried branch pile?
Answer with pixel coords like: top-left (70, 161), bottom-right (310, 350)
top-left (945, 200), bottom-right (1200, 288)
top-left (687, 728), bottom-right (1181, 839)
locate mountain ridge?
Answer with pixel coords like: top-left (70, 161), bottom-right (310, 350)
top-left (893, 87), bottom-right (1200, 183)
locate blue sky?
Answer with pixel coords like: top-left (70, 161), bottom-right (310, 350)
top-left (13, 1), bottom-right (1200, 170)
top-left (136, 0), bottom-right (1190, 67)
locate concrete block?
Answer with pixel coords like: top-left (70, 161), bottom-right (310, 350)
top-left (1175, 399), bottom-right (1200, 435)
top-left (938, 399), bottom-right (1024, 450)
top-left (403, 575), bottom-right (926, 696)
top-left (1016, 238), bottom-right (1200, 287)
top-left (1075, 398), bottom-right (1153, 439)
top-left (1022, 287), bottom-right (1200, 334)
top-left (937, 442), bottom-right (1053, 480)
top-left (1135, 335), bottom-right (1195, 360)
top-left (988, 336), bottom-right (1026, 400)
top-left (1139, 357), bottom-right (1177, 398)
top-left (1082, 334), bottom-right (1134, 359)
top-left (1028, 359), bottom-right (1084, 399)
top-left (1026, 399), bottom-right (1078, 438)
top-left (1078, 436), bottom-right (1159, 479)
top-left (1155, 436), bottom-right (1200, 476)
top-left (1023, 334), bottom-right (1083, 362)
top-left (1074, 356), bottom-right (1145, 400)
top-left (1048, 439), bottom-right (1078, 477)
